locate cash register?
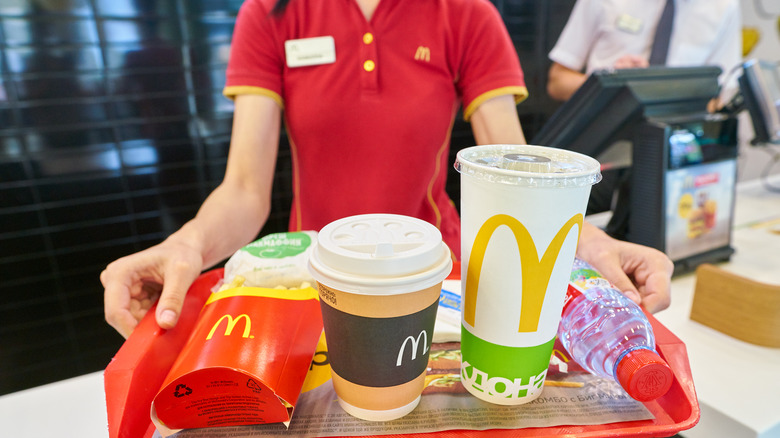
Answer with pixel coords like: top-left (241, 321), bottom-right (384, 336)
top-left (533, 66), bottom-right (739, 275)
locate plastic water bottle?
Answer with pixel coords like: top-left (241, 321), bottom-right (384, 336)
top-left (557, 258), bottom-right (673, 401)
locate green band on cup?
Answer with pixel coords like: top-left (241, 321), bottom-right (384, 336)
top-left (461, 325), bottom-right (555, 402)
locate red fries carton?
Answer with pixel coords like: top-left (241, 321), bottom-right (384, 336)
top-left (104, 269), bottom-right (223, 438)
top-left (150, 285), bottom-right (322, 436)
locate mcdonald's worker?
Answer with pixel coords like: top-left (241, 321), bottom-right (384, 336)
top-left (102, 0), bottom-right (675, 339)
top-left (546, 0), bottom-right (741, 102)
top-left (545, 0), bottom-right (740, 223)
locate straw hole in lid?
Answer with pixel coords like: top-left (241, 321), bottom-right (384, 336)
top-left (501, 153), bottom-right (551, 173)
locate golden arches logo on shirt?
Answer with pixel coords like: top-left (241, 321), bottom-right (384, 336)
top-left (414, 46), bottom-right (431, 62)
top-left (463, 213), bottom-right (583, 333)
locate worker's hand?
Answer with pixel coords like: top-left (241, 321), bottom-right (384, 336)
top-left (613, 54), bottom-right (649, 70)
top-left (578, 222), bottom-right (674, 313)
top-left (101, 241), bottom-right (203, 338)
top-left (707, 97), bottom-right (724, 113)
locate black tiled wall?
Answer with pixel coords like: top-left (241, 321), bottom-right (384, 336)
top-left (0, 0), bottom-right (572, 395)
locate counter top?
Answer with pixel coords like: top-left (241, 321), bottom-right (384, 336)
top-left (0, 370), bottom-right (107, 438)
top-left (658, 176), bottom-right (780, 438)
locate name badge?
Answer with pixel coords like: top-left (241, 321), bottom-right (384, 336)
top-left (285, 36), bottom-right (336, 68)
top-left (615, 14), bottom-right (643, 34)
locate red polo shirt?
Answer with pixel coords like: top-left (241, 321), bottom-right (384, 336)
top-left (224, 0), bottom-right (527, 259)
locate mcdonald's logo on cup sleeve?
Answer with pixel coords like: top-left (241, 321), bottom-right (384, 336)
top-left (396, 330), bottom-right (429, 366)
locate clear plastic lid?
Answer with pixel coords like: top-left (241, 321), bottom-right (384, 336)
top-left (454, 144), bottom-right (602, 188)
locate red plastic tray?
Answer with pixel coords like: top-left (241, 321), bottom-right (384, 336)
top-left (408, 311), bottom-right (699, 438)
top-left (104, 268), bottom-right (699, 438)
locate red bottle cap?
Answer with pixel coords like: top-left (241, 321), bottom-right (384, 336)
top-left (615, 349), bottom-right (673, 401)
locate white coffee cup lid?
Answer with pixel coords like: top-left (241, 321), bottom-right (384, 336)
top-left (455, 144), bottom-right (602, 188)
top-left (308, 214), bottom-right (452, 295)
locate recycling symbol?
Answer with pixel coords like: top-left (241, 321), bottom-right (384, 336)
top-left (247, 379), bottom-right (263, 394)
top-left (174, 384), bottom-right (193, 398)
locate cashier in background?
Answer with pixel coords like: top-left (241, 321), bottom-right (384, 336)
top-left (101, 0), bottom-right (674, 339)
top-left (546, 0), bottom-right (742, 103)
top-left (545, 0), bottom-right (741, 228)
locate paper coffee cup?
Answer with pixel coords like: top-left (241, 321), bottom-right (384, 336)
top-left (308, 214), bottom-right (452, 421)
top-left (455, 145), bottom-right (601, 405)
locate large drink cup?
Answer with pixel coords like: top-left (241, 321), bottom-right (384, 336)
top-left (308, 214), bottom-right (452, 421)
top-left (455, 144), bottom-right (601, 405)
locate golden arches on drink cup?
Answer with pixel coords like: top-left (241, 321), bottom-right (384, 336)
top-left (463, 213), bottom-right (583, 333)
